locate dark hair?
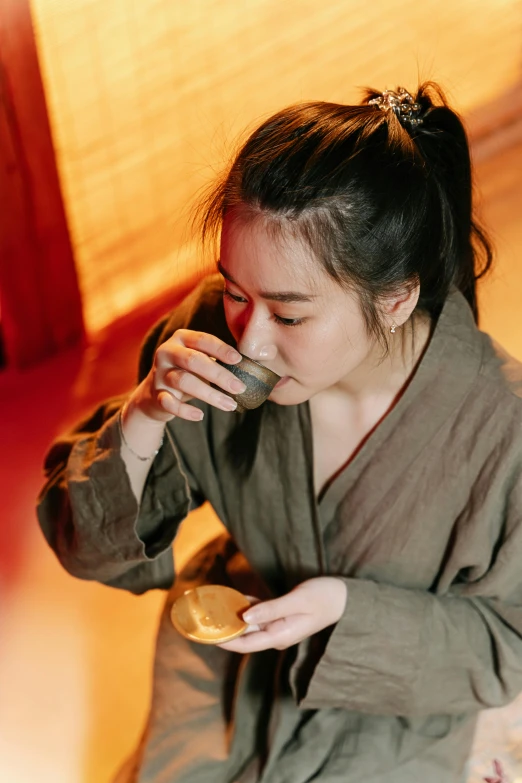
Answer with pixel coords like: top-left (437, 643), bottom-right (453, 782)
top-left (196, 81), bottom-right (493, 339)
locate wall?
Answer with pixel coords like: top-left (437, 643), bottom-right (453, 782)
top-left (30, 0), bottom-right (522, 333)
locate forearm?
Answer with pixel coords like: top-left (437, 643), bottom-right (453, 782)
top-left (37, 405), bottom-right (191, 586)
top-left (291, 577), bottom-right (522, 716)
top-left (119, 399), bottom-right (167, 502)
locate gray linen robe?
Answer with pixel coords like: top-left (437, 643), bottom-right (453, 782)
top-left (37, 276), bottom-right (522, 782)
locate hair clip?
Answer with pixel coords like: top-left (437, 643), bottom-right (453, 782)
top-left (368, 88), bottom-right (424, 128)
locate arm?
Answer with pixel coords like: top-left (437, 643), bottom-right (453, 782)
top-left (36, 397), bottom-right (194, 593)
top-left (289, 475), bottom-right (522, 717)
top-left (36, 305), bottom-right (197, 593)
top-left (37, 277), bottom-right (244, 594)
top-left (289, 579), bottom-right (522, 716)
top-left (223, 476), bottom-right (522, 717)
top-left (221, 564), bottom-right (522, 717)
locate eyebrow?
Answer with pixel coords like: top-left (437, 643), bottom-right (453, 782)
top-left (217, 261), bottom-right (316, 304)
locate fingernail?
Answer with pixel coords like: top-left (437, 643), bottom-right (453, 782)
top-left (227, 349), bottom-right (242, 362)
top-left (243, 610), bottom-right (255, 623)
top-left (191, 409), bottom-right (204, 421)
top-left (220, 397), bottom-right (237, 411)
top-left (231, 379), bottom-right (247, 392)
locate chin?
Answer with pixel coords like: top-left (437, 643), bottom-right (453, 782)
top-left (268, 379), bottom-right (311, 407)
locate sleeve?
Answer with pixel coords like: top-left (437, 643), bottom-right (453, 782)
top-left (290, 477), bottom-right (522, 717)
top-left (35, 277), bottom-right (227, 595)
top-left (36, 393), bottom-right (205, 594)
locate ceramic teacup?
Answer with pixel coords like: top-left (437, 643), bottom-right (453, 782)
top-left (216, 354), bottom-right (281, 413)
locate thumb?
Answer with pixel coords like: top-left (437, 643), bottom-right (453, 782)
top-left (243, 593), bottom-right (299, 625)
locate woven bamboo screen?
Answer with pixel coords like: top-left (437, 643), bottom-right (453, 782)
top-left (30, 0), bottom-right (521, 333)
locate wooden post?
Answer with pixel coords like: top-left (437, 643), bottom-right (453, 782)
top-left (0, 0), bottom-right (84, 369)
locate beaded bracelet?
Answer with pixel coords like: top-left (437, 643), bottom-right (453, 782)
top-left (118, 405), bottom-right (164, 462)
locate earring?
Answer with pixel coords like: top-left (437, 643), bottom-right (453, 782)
top-left (390, 324), bottom-right (397, 334)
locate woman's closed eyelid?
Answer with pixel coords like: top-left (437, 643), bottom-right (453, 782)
top-left (273, 314), bottom-right (305, 327)
top-left (223, 288), bottom-right (247, 303)
top-left (223, 288), bottom-right (306, 327)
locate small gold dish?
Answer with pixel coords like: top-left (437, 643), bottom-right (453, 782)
top-left (170, 585), bottom-right (251, 645)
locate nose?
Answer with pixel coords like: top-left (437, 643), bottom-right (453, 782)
top-left (237, 312), bottom-right (278, 363)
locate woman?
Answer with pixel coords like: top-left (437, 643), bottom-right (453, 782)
top-left (37, 83), bottom-right (522, 783)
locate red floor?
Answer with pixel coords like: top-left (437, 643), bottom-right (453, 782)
top-left (1, 141), bottom-right (522, 782)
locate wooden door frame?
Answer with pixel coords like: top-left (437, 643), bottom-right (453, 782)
top-left (0, 0), bottom-right (84, 370)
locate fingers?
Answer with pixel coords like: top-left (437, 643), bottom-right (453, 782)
top-left (219, 615), bottom-right (310, 653)
top-left (218, 580), bottom-right (349, 654)
top-left (242, 623), bottom-right (261, 634)
top-left (147, 331), bottom-right (247, 421)
top-left (242, 579), bottom-right (347, 628)
top-left (242, 593), bottom-right (300, 627)
top-left (162, 369), bottom-right (239, 413)
top-left (128, 330), bottom-right (246, 425)
top-left (175, 330), bottom-right (242, 365)
top-left (223, 595), bottom-right (309, 653)
top-left (157, 333), bottom-right (243, 390)
top-left (155, 390), bottom-right (205, 422)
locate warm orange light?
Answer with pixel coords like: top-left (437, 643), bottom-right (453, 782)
top-left (30, 0), bottom-right (521, 334)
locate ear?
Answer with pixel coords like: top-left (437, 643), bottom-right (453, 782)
top-left (380, 279), bottom-right (420, 328)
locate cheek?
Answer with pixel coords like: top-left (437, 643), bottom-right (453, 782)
top-left (281, 334), bottom-right (331, 376)
top-left (294, 323), bottom-right (365, 375)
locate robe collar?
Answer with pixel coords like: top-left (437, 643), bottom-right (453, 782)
top-left (302, 289), bottom-right (485, 530)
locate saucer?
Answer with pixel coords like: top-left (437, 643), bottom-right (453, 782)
top-left (170, 585), bottom-right (251, 644)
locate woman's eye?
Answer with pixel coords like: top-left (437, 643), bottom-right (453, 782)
top-left (274, 314), bottom-right (304, 327)
top-left (223, 289), bottom-right (247, 303)
top-left (224, 288), bottom-right (304, 327)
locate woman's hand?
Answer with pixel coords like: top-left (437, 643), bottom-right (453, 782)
top-left (130, 329), bottom-right (246, 423)
top-left (219, 577), bottom-right (348, 653)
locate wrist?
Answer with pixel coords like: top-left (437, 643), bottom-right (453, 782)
top-left (119, 399), bottom-right (167, 462)
top-left (123, 395), bottom-right (170, 429)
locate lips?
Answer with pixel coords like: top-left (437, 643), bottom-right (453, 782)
top-left (273, 376), bottom-right (290, 389)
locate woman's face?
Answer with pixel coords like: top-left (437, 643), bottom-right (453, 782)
top-left (219, 216), bottom-right (385, 406)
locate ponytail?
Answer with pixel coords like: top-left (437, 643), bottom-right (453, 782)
top-left (407, 83), bottom-right (493, 320)
top-left (197, 80), bottom-right (493, 344)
